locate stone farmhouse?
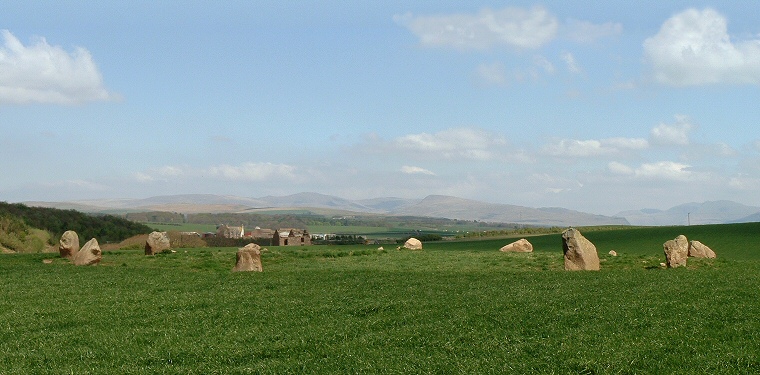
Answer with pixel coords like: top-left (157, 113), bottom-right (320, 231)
top-left (272, 228), bottom-right (311, 246)
top-left (216, 224), bottom-right (244, 239)
top-left (215, 224), bottom-right (311, 246)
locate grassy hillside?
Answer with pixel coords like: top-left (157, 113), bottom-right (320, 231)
top-left (0, 213), bottom-right (51, 253)
top-left (1, 223), bottom-right (759, 373)
top-left (0, 202), bottom-right (153, 246)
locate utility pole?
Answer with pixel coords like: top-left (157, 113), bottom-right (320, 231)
top-left (688, 212), bottom-right (691, 226)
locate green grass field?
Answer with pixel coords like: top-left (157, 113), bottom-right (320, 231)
top-left (1, 223), bottom-right (759, 373)
top-left (147, 222), bottom-right (218, 233)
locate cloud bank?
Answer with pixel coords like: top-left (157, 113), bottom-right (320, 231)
top-left (644, 8), bottom-right (760, 86)
top-left (0, 30), bottom-right (117, 104)
top-left (395, 6), bottom-right (559, 50)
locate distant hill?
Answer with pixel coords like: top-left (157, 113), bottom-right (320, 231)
top-left (25, 193), bottom-right (629, 227)
top-left (617, 200), bottom-right (760, 226)
top-left (391, 195), bottom-right (629, 227)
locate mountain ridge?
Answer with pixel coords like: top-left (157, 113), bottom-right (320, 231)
top-left (24, 192), bottom-right (629, 227)
top-left (25, 193), bottom-right (760, 226)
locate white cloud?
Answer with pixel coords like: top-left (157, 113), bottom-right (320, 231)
top-left (394, 6), bottom-right (558, 50)
top-left (544, 137), bottom-right (648, 157)
top-left (401, 166), bottom-right (436, 175)
top-left (650, 115), bottom-right (693, 145)
top-left (206, 162), bottom-right (298, 181)
top-left (138, 162), bottom-right (300, 183)
top-left (533, 55), bottom-right (555, 74)
top-left (0, 30), bottom-right (117, 104)
top-left (565, 19), bottom-right (623, 43)
top-left (394, 127), bottom-right (504, 160)
top-left (608, 161), bottom-right (634, 175)
top-left (474, 62), bottom-right (507, 86)
top-left (729, 176), bottom-right (760, 191)
top-left (635, 161), bottom-right (692, 181)
top-left (544, 139), bottom-right (608, 157)
top-left (157, 166), bottom-right (185, 177)
top-left (561, 52), bottom-right (581, 74)
top-left (603, 137), bottom-right (649, 150)
top-left (643, 8), bottom-right (760, 86)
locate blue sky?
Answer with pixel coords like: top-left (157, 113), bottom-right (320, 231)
top-left (2, 1), bottom-right (760, 215)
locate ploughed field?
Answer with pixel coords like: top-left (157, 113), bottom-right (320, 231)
top-left (2, 223), bottom-right (760, 373)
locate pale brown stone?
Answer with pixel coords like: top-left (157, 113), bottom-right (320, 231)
top-left (73, 238), bottom-right (101, 266)
top-left (663, 235), bottom-right (688, 268)
top-left (562, 228), bottom-right (600, 271)
top-left (403, 238), bottom-right (423, 250)
top-left (688, 240), bottom-right (716, 258)
top-left (232, 243), bottom-right (262, 272)
top-left (609, 250), bottom-right (618, 256)
top-left (145, 231), bottom-right (171, 255)
top-left (59, 230), bottom-right (80, 259)
top-left (499, 238), bottom-right (533, 253)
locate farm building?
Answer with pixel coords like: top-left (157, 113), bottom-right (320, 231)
top-left (216, 224), bottom-right (244, 239)
top-left (272, 228), bottom-right (312, 246)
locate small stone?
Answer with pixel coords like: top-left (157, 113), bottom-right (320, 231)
top-left (145, 231), bottom-right (171, 255)
top-left (562, 228), bottom-right (600, 271)
top-left (688, 240), bottom-right (716, 258)
top-left (232, 243), bottom-right (263, 272)
top-left (403, 238), bottom-right (423, 250)
top-left (73, 238), bottom-right (102, 266)
top-left (499, 238), bottom-right (533, 253)
top-left (663, 235), bottom-right (688, 268)
top-left (59, 230), bottom-right (80, 259)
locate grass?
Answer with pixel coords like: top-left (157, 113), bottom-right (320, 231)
top-left (147, 222), bottom-right (217, 233)
top-left (1, 224), bottom-right (760, 373)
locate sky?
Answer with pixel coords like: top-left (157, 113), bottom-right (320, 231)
top-left (2, 1), bottom-right (760, 216)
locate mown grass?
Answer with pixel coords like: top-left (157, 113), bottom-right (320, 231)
top-left (1, 224), bottom-right (759, 373)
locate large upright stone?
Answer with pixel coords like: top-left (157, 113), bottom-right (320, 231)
top-left (663, 235), bottom-right (688, 268)
top-left (145, 231), bottom-right (171, 255)
top-left (59, 230), bottom-right (80, 259)
top-left (73, 238), bottom-right (102, 266)
top-left (562, 228), bottom-right (600, 271)
top-left (688, 240), bottom-right (716, 259)
top-left (403, 238), bottom-right (423, 250)
top-left (232, 243), bottom-right (262, 272)
top-left (499, 238), bottom-right (533, 253)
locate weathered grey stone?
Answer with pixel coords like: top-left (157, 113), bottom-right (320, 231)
top-left (145, 231), bottom-right (171, 255)
top-left (232, 243), bottom-right (262, 272)
top-left (499, 238), bottom-right (533, 253)
top-left (562, 228), bottom-right (600, 271)
top-left (403, 238), bottom-right (423, 250)
top-left (73, 238), bottom-right (101, 266)
top-left (688, 240), bottom-right (716, 258)
top-left (663, 235), bottom-right (688, 268)
top-left (59, 230), bottom-right (80, 259)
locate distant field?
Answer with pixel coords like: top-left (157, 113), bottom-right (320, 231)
top-left (147, 222), bottom-right (217, 233)
top-left (1, 223), bottom-right (759, 373)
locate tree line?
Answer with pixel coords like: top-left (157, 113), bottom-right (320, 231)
top-left (0, 202), bottom-right (153, 244)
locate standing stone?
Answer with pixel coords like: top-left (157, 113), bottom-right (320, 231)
top-left (145, 231), bottom-right (171, 255)
top-left (232, 243), bottom-right (262, 272)
top-left (663, 235), bottom-right (689, 268)
top-left (59, 230), bottom-right (80, 259)
top-left (688, 240), bottom-right (716, 258)
top-left (499, 238), bottom-right (533, 253)
top-left (73, 238), bottom-right (102, 266)
top-left (562, 228), bottom-right (600, 271)
top-left (403, 238), bottom-right (423, 250)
